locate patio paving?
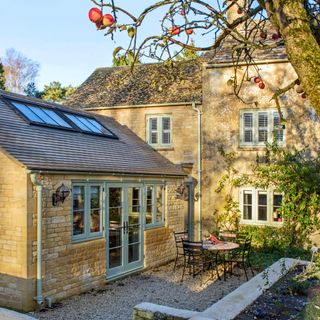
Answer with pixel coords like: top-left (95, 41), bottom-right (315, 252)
top-left (30, 261), bottom-right (250, 320)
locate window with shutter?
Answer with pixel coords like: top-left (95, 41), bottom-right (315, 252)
top-left (240, 109), bottom-right (285, 147)
top-left (146, 115), bottom-right (172, 148)
top-left (243, 113), bottom-right (253, 143)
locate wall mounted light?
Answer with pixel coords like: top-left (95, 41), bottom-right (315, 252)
top-left (52, 184), bottom-right (70, 206)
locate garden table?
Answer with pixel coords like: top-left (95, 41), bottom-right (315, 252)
top-left (202, 241), bottom-right (240, 280)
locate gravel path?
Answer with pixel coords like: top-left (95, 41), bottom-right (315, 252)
top-left (30, 261), bottom-right (250, 320)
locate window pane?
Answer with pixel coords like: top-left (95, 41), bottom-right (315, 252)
top-left (258, 192), bottom-right (267, 221)
top-left (65, 114), bottom-right (91, 131)
top-left (244, 130), bottom-right (253, 142)
top-left (162, 132), bottom-right (171, 144)
top-left (87, 118), bottom-right (113, 135)
top-left (150, 118), bottom-right (157, 131)
top-left (151, 132), bottom-right (158, 144)
top-left (78, 116), bottom-right (100, 133)
top-left (273, 194), bottom-right (283, 222)
top-left (73, 186), bottom-right (85, 236)
top-left (43, 109), bottom-right (72, 128)
top-left (146, 186), bottom-right (153, 225)
top-left (258, 113), bottom-right (268, 127)
top-left (156, 186), bottom-right (164, 223)
top-left (128, 187), bottom-right (140, 225)
top-left (90, 186), bottom-right (101, 233)
top-left (28, 106), bottom-right (58, 125)
top-left (244, 113), bottom-right (253, 127)
top-left (273, 112), bottom-right (284, 142)
top-left (243, 191), bottom-right (252, 220)
top-left (109, 188), bottom-right (122, 207)
top-left (258, 130), bottom-right (268, 142)
top-left (12, 102), bottom-right (44, 123)
top-left (162, 117), bottom-right (171, 130)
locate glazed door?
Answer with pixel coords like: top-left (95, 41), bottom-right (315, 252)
top-left (106, 184), bottom-right (143, 279)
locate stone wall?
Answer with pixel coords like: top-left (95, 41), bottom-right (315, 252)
top-left (28, 175), bottom-right (185, 308)
top-left (201, 61), bottom-right (320, 232)
top-left (0, 150), bottom-right (30, 311)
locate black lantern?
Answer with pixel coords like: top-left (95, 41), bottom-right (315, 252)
top-left (52, 184), bottom-right (70, 206)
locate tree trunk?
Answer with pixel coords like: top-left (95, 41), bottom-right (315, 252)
top-left (271, 0), bottom-right (320, 113)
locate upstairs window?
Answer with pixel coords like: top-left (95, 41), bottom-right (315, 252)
top-left (240, 109), bottom-right (285, 147)
top-left (147, 115), bottom-right (172, 148)
top-left (240, 188), bottom-right (283, 225)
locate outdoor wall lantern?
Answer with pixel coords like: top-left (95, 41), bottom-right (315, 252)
top-left (52, 184), bottom-right (70, 206)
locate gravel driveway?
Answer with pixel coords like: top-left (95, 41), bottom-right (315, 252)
top-left (30, 261), bottom-right (249, 320)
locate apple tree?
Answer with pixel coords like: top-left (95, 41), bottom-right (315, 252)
top-left (87, 0), bottom-right (320, 113)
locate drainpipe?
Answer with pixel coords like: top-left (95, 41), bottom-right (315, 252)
top-left (30, 173), bottom-right (44, 306)
top-left (192, 102), bottom-right (202, 240)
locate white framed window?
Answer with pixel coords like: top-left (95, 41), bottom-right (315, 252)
top-left (145, 184), bottom-right (165, 227)
top-left (146, 115), bottom-right (172, 148)
top-left (240, 109), bottom-right (286, 147)
top-left (239, 188), bottom-right (283, 225)
top-left (72, 183), bottom-right (103, 242)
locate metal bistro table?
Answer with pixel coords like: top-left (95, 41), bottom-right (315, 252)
top-left (202, 240), bottom-right (239, 280)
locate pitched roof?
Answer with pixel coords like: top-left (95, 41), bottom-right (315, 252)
top-left (203, 23), bottom-right (288, 64)
top-left (0, 90), bottom-right (184, 177)
top-left (65, 60), bottom-right (202, 109)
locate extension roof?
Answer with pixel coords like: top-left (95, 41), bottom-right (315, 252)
top-left (65, 60), bottom-right (203, 109)
top-left (0, 90), bottom-right (184, 177)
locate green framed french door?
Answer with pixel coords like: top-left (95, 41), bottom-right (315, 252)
top-left (106, 183), bottom-right (144, 279)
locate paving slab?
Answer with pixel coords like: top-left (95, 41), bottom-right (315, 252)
top-left (0, 308), bottom-right (36, 320)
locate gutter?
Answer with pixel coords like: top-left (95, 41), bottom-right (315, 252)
top-left (192, 101), bottom-right (203, 240)
top-left (83, 101), bottom-right (202, 111)
top-left (206, 58), bottom-right (289, 69)
top-left (30, 173), bottom-right (44, 306)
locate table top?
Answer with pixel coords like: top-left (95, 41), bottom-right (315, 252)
top-left (202, 241), bottom-right (239, 252)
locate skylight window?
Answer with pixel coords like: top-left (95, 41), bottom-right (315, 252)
top-left (64, 113), bottom-right (113, 135)
top-left (7, 98), bottom-right (118, 139)
top-left (12, 101), bottom-right (72, 128)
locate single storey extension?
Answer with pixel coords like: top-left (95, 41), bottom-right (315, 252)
top-left (0, 90), bottom-right (187, 311)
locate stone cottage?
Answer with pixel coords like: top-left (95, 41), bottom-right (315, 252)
top-left (67, 39), bottom-right (320, 238)
top-left (0, 90), bottom-right (186, 311)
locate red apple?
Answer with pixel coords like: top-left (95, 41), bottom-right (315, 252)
top-left (88, 8), bottom-right (102, 23)
top-left (186, 28), bottom-right (193, 35)
top-left (237, 8), bottom-right (243, 14)
top-left (169, 26), bottom-right (181, 35)
top-left (180, 9), bottom-right (185, 16)
top-left (258, 82), bottom-right (265, 89)
top-left (254, 76), bottom-right (261, 83)
top-left (260, 31), bottom-right (267, 39)
top-left (271, 33), bottom-right (280, 40)
top-left (102, 14), bottom-right (115, 27)
top-left (95, 20), bottom-right (106, 30)
top-left (301, 92), bottom-right (307, 99)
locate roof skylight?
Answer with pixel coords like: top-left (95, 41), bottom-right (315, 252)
top-left (12, 101), bottom-right (72, 128)
top-left (64, 113), bottom-right (113, 135)
top-left (8, 99), bottom-right (117, 139)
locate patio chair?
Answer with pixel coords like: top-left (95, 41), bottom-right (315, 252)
top-left (181, 240), bottom-right (216, 286)
top-left (173, 231), bottom-right (188, 271)
top-left (224, 235), bottom-right (254, 281)
top-left (219, 230), bottom-right (238, 242)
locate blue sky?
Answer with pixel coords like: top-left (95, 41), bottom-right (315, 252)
top-left (0, 1), bottom-right (157, 90)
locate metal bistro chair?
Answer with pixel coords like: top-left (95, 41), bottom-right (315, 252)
top-left (225, 235), bottom-right (254, 281)
top-left (181, 240), bottom-right (214, 286)
top-left (173, 231), bottom-right (188, 271)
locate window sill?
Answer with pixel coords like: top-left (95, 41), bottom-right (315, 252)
top-left (238, 144), bottom-right (285, 151)
top-left (145, 224), bottom-right (165, 230)
top-left (240, 221), bottom-right (283, 227)
top-left (71, 233), bottom-right (104, 244)
top-left (150, 146), bottom-right (174, 151)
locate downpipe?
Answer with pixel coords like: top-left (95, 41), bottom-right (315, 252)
top-left (192, 101), bottom-right (203, 240)
top-left (30, 173), bottom-right (44, 306)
